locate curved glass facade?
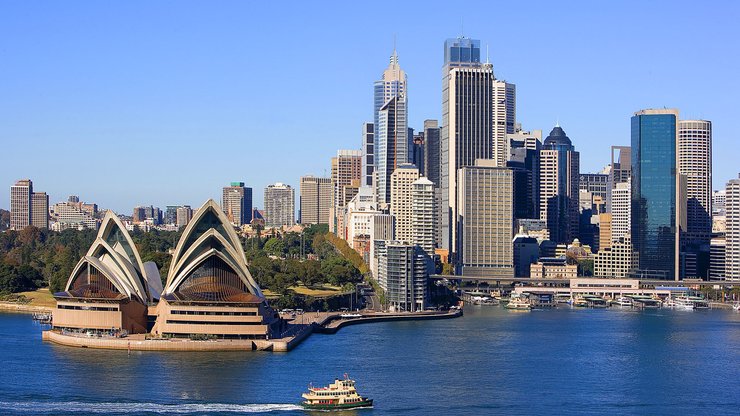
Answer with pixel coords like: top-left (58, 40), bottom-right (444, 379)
top-left (631, 111), bottom-right (678, 279)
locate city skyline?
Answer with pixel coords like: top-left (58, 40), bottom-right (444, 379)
top-left (2, 1), bottom-right (739, 212)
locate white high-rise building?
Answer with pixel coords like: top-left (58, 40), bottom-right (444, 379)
top-left (264, 183), bottom-right (295, 228)
top-left (725, 174), bottom-right (740, 279)
top-left (375, 50), bottom-right (408, 207)
top-left (678, 120), bottom-right (712, 246)
top-left (389, 165), bottom-right (420, 244)
top-left (411, 177), bottom-right (436, 256)
top-left (10, 179), bottom-right (32, 231)
top-left (492, 80), bottom-right (516, 167)
top-left (611, 180), bottom-right (631, 241)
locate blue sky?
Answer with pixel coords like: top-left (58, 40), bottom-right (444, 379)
top-left (1, 1), bottom-right (738, 212)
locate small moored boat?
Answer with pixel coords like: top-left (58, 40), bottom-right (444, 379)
top-left (302, 374), bottom-right (373, 410)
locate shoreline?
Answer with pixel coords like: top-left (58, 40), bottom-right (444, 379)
top-left (0, 302), bottom-right (53, 314)
top-left (41, 309), bottom-right (463, 352)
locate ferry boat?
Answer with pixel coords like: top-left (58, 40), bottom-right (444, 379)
top-left (571, 297), bottom-right (588, 308)
top-left (301, 375), bottom-right (373, 410)
top-left (673, 296), bottom-right (695, 310)
top-left (611, 297), bottom-right (632, 307)
top-left (505, 297), bottom-right (531, 310)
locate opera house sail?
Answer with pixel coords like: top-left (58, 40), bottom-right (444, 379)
top-left (52, 212), bottom-right (161, 334)
top-left (152, 200), bottom-right (279, 339)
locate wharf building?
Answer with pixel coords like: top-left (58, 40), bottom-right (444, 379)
top-left (222, 182), bottom-right (253, 227)
top-left (299, 176), bottom-right (331, 225)
top-left (440, 36), bottom-right (516, 253)
top-left (10, 179), bottom-right (49, 230)
top-left (631, 109), bottom-right (684, 280)
top-left (264, 183), bottom-right (295, 228)
top-left (455, 160), bottom-right (514, 278)
top-left (52, 200), bottom-right (279, 340)
top-left (538, 125), bottom-right (580, 244)
top-left (374, 49), bottom-right (408, 207)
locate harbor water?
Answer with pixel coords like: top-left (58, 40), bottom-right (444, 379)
top-left (1, 306), bottom-right (739, 415)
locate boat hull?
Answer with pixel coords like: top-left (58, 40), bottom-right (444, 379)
top-left (302, 399), bottom-right (373, 410)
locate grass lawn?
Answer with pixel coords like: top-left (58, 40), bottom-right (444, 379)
top-left (16, 288), bottom-right (56, 308)
top-left (263, 285), bottom-right (349, 298)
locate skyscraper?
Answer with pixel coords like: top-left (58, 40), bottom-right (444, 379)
top-left (330, 150), bottom-right (362, 232)
top-left (456, 160), bottom-right (514, 278)
top-left (10, 179), bottom-right (32, 230)
top-left (389, 165), bottom-right (421, 244)
top-left (375, 50), bottom-right (408, 207)
top-left (176, 205), bottom-right (193, 228)
top-left (631, 109), bottom-right (683, 280)
top-left (222, 182), bottom-right (253, 226)
top-left (678, 120), bottom-right (712, 247)
top-left (377, 242), bottom-right (428, 312)
top-left (725, 174), bottom-right (740, 279)
top-left (423, 120), bottom-right (441, 186)
top-left (611, 181), bottom-right (631, 241)
top-left (411, 177), bottom-right (436, 256)
top-left (539, 125), bottom-right (580, 244)
top-left (31, 191), bottom-right (49, 229)
top-left (264, 183), bottom-right (295, 228)
top-left (440, 36), bottom-right (516, 253)
top-left (361, 122), bottom-right (375, 187)
top-left (299, 176), bottom-right (331, 225)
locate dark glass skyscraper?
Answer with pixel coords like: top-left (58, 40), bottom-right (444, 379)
top-left (631, 109), bottom-right (682, 280)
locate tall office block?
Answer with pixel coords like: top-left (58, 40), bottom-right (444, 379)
top-left (725, 174), bottom-right (740, 279)
top-left (31, 192), bottom-right (49, 229)
top-left (631, 109), bottom-right (682, 280)
top-left (441, 37), bottom-right (500, 252)
top-left (539, 125), bottom-right (580, 244)
top-left (508, 128), bottom-right (542, 221)
top-left (678, 120), bottom-right (712, 247)
top-left (611, 146), bottom-right (632, 184)
top-left (456, 160), bottom-right (514, 278)
top-left (411, 177), bottom-right (436, 256)
top-left (710, 235), bottom-right (726, 280)
top-left (611, 181), bottom-right (631, 241)
top-left (10, 179), bottom-right (32, 230)
top-left (264, 183), bottom-right (295, 228)
top-left (423, 120), bottom-right (441, 186)
top-left (222, 182), bottom-right (253, 227)
top-left (300, 176), bottom-right (331, 225)
top-left (375, 50), bottom-right (408, 207)
top-left (330, 149), bottom-right (362, 232)
top-left (389, 165), bottom-right (421, 244)
top-left (176, 205), bottom-right (193, 229)
top-left (165, 206), bottom-right (179, 225)
top-left (492, 80), bottom-right (516, 167)
top-left (411, 131), bottom-right (425, 176)
top-left (361, 123), bottom-right (375, 187)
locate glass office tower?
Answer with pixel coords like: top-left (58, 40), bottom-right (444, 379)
top-left (631, 109), bottom-right (681, 280)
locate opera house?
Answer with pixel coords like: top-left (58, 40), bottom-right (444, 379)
top-left (52, 200), bottom-right (280, 340)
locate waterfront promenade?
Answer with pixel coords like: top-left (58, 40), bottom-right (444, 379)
top-left (41, 308), bottom-right (463, 352)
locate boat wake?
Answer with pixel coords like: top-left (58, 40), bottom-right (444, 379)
top-left (0, 401), bottom-right (304, 414)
